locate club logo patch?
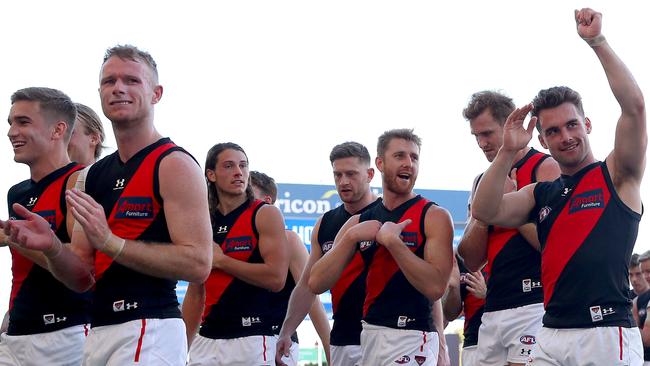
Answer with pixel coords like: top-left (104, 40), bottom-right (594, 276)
top-left (590, 305), bottom-right (603, 322)
top-left (415, 356), bottom-right (427, 365)
top-left (113, 300), bottom-right (125, 312)
top-left (115, 197), bottom-right (154, 219)
top-left (224, 236), bottom-right (253, 252)
top-left (43, 314), bottom-right (55, 325)
top-left (569, 189), bottom-right (604, 214)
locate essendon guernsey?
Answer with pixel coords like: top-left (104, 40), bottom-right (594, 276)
top-left (358, 195), bottom-right (435, 332)
top-left (84, 138), bottom-right (188, 326)
top-left (200, 199), bottom-right (275, 339)
top-left (457, 254), bottom-right (486, 348)
top-left (532, 161), bottom-right (638, 328)
top-left (484, 148), bottom-right (547, 311)
top-left (7, 162), bottom-right (90, 335)
top-left (319, 199), bottom-right (380, 346)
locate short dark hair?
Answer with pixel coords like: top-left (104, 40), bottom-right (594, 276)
top-left (463, 90), bottom-right (515, 126)
top-left (250, 171), bottom-right (278, 204)
top-left (329, 141), bottom-right (371, 165)
top-left (204, 142), bottom-right (253, 215)
top-left (532, 86), bottom-right (584, 132)
top-left (75, 103), bottom-right (106, 160)
top-left (11, 87), bottom-right (77, 142)
top-left (103, 44), bottom-right (159, 84)
top-left (377, 128), bottom-right (421, 157)
top-left (631, 253), bottom-right (642, 268)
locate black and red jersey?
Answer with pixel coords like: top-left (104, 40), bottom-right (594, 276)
top-left (7, 162), bottom-right (90, 335)
top-left (532, 161), bottom-right (637, 329)
top-left (457, 254), bottom-right (487, 348)
top-left (484, 148), bottom-right (547, 311)
top-left (85, 138), bottom-right (189, 327)
top-left (200, 199), bottom-right (277, 339)
top-left (636, 290), bottom-right (650, 360)
top-left (358, 195), bottom-right (435, 332)
top-left (270, 265), bottom-right (299, 343)
top-left (318, 199), bottom-right (380, 346)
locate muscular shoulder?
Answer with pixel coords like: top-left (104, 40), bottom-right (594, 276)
top-left (535, 157), bottom-right (561, 182)
top-left (158, 151), bottom-right (206, 201)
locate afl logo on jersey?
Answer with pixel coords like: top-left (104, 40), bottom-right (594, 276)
top-left (322, 241), bottom-right (334, 253)
top-left (538, 206), bottom-right (551, 222)
top-left (359, 240), bottom-right (374, 251)
top-left (115, 197), bottom-right (154, 219)
top-left (224, 236), bottom-right (253, 253)
top-left (394, 355), bottom-right (410, 364)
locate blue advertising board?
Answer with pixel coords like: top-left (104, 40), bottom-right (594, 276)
top-left (176, 183), bottom-right (470, 316)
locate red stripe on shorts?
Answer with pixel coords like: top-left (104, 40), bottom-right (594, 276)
top-left (134, 319), bottom-right (147, 362)
top-left (84, 324), bottom-right (89, 337)
top-left (421, 331), bottom-right (426, 352)
top-left (619, 326), bottom-right (623, 361)
top-left (263, 335), bottom-right (267, 361)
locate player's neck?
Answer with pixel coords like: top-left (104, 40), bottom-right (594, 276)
top-left (343, 192), bottom-right (378, 214)
top-left (217, 193), bottom-right (248, 215)
top-left (29, 150), bottom-right (71, 182)
top-left (381, 189), bottom-right (416, 211)
top-left (112, 121), bottom-right (163, 162)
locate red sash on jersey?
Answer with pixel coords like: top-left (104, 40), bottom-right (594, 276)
top-left (9, 165), bottom-right (82, 310)
top-left (202, 200), bottom-right (264, 320)
top-left (542, 166), bottom-right (610, 306)
top-left (363, 198), bottom-right (429, 317)
top-left (94, 143), bottom-right (176, 279)
top-left (331, 253), bottom-right (365, 314)
top-left (486, 151), bottom-right (547, 266)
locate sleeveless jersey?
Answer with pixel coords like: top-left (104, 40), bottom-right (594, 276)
top-left (359, 195), bottom-right (435, 332)
top-left (270, 264), bottom-right (299, 343)
top-left (200, 199), bottom-right (277, 339)
top-left (531, 161), bottom-right (638, 328)
top-left (484, 148), bottom-right (547, 311)
top-left (7, 162), bottom-right (91, 335)
top-left (319, 199), bottom-right (380, 346)
top-left (457, 254), bottom-right (486, 348)
top-left (85, 138), bottom-right (188, 327)
top-left (636, 290), bottom-right (650, 360)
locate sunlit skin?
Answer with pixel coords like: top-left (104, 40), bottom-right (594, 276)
top-left (376, 138), bottom-right (419, 204)
top-left (99, 57), bottom-right (162, 127)
top-left (8, 101), bottom-right (55, 165)
top-left (470, 109), bottom-right (504, 162)
top-left (332, 156), bottom-right (374, 206)
top-left (537, 102), bottom-right (595, 176)
top-left (206, 149), bottom-right (249, 201)
top-left (630, 264), bottom-right (649, 295)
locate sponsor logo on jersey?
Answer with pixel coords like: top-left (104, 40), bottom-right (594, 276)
top-left (322, 240), bottom-right (334, 253)
top-left (394, 355), bottom-right (410, 364)
top-left (217, 225), bottom-right (228, 234)
top-left (539, 206), bottom-right (551, 222)
top-left (359, 240), bottom-right (374, 251)
top-left (520, 335), bottom-right (536, 345)
top-left (414, 356), bottom-right (427, 365)
top-left (224, 236), bottom-right (253, 252)
top-left (569, 189), bottom-right (605, 214)
top-left (115, 197), bottom-right (154, 219)
top-left (34, 210), bottom-right (57, 230)
top-left (401, 231), bottom-right (418, 248)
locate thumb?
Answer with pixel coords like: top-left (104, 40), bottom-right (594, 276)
top-left (12, 203), bottom-right (36, 220)
top-left (397, 218), bottom-right (412, 229)
top-left (509, 168), bottom-right (518, 181)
